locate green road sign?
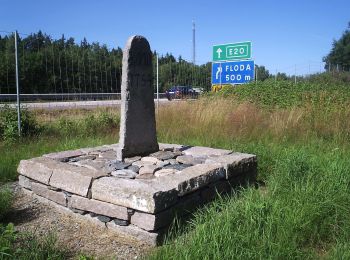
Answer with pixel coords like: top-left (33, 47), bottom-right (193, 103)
top-left (213, 41), bottom-right (251, 61)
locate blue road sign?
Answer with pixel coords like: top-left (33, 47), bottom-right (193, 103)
top-left (212, 60), bottom-right (255, 84)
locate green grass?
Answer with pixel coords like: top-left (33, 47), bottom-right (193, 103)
top-left (0, 188), bottom-right (12, 222)
top-left (149, 140), bottom-right (350, 259)
top-left (1, 75), bottom-right (350, 259)
top-left (0, 224), bottom-right (67, 259)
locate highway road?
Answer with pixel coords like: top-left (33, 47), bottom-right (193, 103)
top-left (0, 99), bottom-right (175, 110)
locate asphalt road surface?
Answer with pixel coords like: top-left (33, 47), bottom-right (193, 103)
top-left (1, 99), bottom-right (173, 110)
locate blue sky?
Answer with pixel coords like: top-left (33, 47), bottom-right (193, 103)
top-left (1, 0), bottom-right (349, 75)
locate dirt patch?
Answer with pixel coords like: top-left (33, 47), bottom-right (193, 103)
top-left (7, 182), bottom-right (153, 259)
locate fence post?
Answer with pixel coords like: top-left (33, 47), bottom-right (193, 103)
top-left (14, 30), bottom-right (21, 137)
top-left (255, 65), bottom-right (258, 84)
top-left (156, 54), bottom-right (159, 112)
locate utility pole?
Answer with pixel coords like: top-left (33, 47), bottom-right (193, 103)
top-left (192, 21), bottom-right (196, 65)
top-left (14, 30), bottom-right (21, 137)
top-left (275, 69), bottom-right (277, 83)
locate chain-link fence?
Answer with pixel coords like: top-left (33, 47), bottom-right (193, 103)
top-left (1, 30), bottom-right (347, 139)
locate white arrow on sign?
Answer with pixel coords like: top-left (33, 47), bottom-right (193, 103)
top-left (215, 66), bottom-right (222, 80)
top-left (216, 48), bottom-right (222, 58)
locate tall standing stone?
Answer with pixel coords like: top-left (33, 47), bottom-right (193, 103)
top-left (117, 36), bottom-right (159, 160)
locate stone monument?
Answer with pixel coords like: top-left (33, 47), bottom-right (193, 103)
top-left (117, 35), bottom-right (159, 160)
top-left (17, 35), bottom-right (258, 246)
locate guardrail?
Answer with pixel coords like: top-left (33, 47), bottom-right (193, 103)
top-left (0, 93), bottom-right (168, 102)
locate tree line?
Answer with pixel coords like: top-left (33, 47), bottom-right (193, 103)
top-left (323, 22), bottom-right (350, 71)
top-left (0, 31), bottom-right (213, 95)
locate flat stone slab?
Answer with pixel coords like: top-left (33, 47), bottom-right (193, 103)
top-left (182, 146), bottom-right (232, 157)
top-left (17, 157), bottom-right (61, 185)
top-left (69, 195), bottom-right (128, 220)
top-left (111, 169), bottom-right (137, 179)
top-left (149, 163), bottom-right (226, 196)
top-left (31, 182), bottom-right (67, 206)
top-left (91, 177), bottom-right (178, 213)
top-left (49, 163), bottom-right (107, 197)
top-left (43, 149), bottom-right (84, 162)
top-left (205, 152), bottom-right (257, 179)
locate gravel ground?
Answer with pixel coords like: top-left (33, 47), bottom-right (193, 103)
top-left (7, 182), bottom-right (153, 259)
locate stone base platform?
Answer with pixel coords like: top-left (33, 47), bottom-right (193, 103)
top-left (17, 143), bottom-right (257, 245)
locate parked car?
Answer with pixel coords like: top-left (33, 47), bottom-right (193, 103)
top-left (165, 86), bottom-right (198, 100)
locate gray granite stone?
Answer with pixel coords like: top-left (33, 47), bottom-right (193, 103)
top-left (124, 156), bottom-right (142, 164)
top-left (139, 165), bottom-right (160, 175)
top-left (176, 155), bottom-right (203, 165)
top-left (71, 208), bottom-right (86, 215)
top-left (72, 159), bottom-right (107, 172)
top-left (91, 177), bottom-right (178, 213)
top-left (156, 161), bottom-right (170, 168)
top-left (116, 35), bottom-right (158, 160)
top-left (43, 149), bottom-right (84, 162)
top-left (69, 155), bottom-right (96, 162)
top-left (152, 163), bottom-right (225, 196)
top-left (154, 168), bottom-right (178, 177)
top-left (182, 146), bottom-right (232, 157)
top-left (132, 160), bottom-right (154, 168)
top-left (141, 157), bottom-right (160, 164)
top-left (106, 161), bottom-right (131, 171)
top-left (17, 157), bottom-right (60, 185)
top-left (98, 150), bottom-right (117, 160)
top-left (149, 151), bottom-right (179, 160)
top-left (49, 163), bottom-right (106, 197)
top-left (31, 182), bottom-right (67, 206)
top-left (130, 209), bottom-right (174, 231)
top-left (127, 165), bottom-right (140, 173)
top-left (163, 164), bottom-right (192, 171)
top-left (18, 175), bottom-right (32, 190)
top-left (68, 195), bottom-right (129, 220)
top-left (158, 143), bottom-right (184, 151)
top-left (135, 172), bottom-right (155, 179)
top-left (111, 169), bottom-right (137, 179)
top-left (97, 215), bottom-right (111, 223)
top-left (204, 153), bottom-right (257, 179)
top-left (107, 222), bottom-right (159, 246)
top-left (113, 218), bottom-right (129, 226)
top-left (164, 159), bottom-right (177, 165)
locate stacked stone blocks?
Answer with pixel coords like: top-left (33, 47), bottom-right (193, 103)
top-left (18, 143), bottom-right (256, 245)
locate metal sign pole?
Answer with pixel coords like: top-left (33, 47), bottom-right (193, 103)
top-left (156, 55), bottom-right (159, 112)
top-left (14, 30), bottom-right (21, 137)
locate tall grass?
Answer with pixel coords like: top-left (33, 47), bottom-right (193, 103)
top-left (157, 96), bottom-right (350, 146)
top-left (1, 78), bottom-right (350, 258)
top-left (150, 80), bottom-right (350, 259)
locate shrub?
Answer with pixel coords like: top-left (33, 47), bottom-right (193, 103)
top-left (0, 188), bottom-right (12, 221)
top-left (0, 106), bottom-right (39, 142)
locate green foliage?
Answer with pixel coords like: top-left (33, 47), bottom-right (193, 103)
top-left (0, 223), bottom-right (15, 258)
top-left (53, 112), bottom-right (119, 137)
top-left (0, 188), bottom-right (12, 221)
top-left (0, 224), bottom-right (67, 260)
top-left (323, 22), bottom-right (350, 71)
top-left (215, 73), bottom-right (350, 108)
top-left (158, 59), bottom-right (211, 91)
top-left (0, 31), bottom-right (212, 95)
top-left (0, 106), bottom-right (39, 142)
top-left (255, 65), bottom-right (270, 81)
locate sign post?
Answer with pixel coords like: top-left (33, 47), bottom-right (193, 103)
top-left (213, 41), bottom-right (251, 62)
top-left (211, 41), bottom-right (254, 88)
top-left (212, 60), bottom-right (255, 85)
